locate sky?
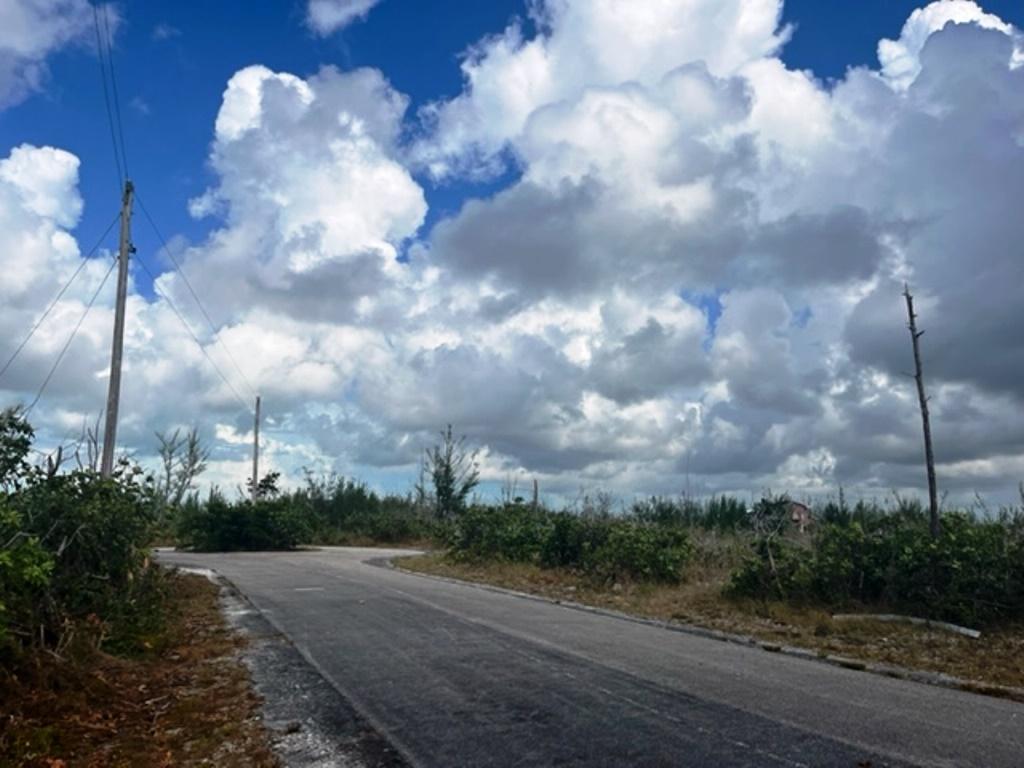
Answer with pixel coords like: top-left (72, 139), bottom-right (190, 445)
top-left (1, 0), bottom-right (1023, 505)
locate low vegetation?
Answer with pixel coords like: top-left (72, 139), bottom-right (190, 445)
top-left (1, 572), bottom-right (279, 766)
top-left (6, 406), bottom-right (1023, 748)
top-left (727, 496), bottom-right (1024, 627)
top-left (0, 409), bottom-right (280, 766)
top-left (166, 423), bottom-right (1024, 635)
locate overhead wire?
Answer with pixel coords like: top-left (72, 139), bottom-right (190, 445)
top-left (91, 2), bottom-right (123, 190)
top-left (0, 212), bottom-right (120, 384)
top-left (25, 258), bottom-right (119, 416)
top-left (100, 2), bottom-right (130, 178)
top-left (135, 192), bottom-right (259, 402)
top-left (133, 252), bottom-right (253, 415)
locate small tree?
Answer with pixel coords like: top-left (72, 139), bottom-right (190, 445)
top-left (248, 470), bottom-right (281, 501)
top-left (423, 425), bottom-right (479, 520)
top-left (0, 408), bottom-right (33, 491)
top-left (155, 427), bottom-right (210, 510)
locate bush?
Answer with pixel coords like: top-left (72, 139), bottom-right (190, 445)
top-left (726, 538), bottom-right (811, 601)
top-left (6, 463), bottom-right (162, 651)
top-left (0, 502), bottom-right (53, 647)
top-left (727, 504), bottom-right (1024, 626)
top-left (539, 512), bottom-right (609, 569)
top-left (295, 474), bottom-right (430, 545)
top-left (632, 495), bottom-right (748, 532)
top-left (446, 504), bottom-right (552, 562)
top-left (446, 506), bottom-right (692, 584)
top-left (176, 492), bottom-right (310, 552)
top-left (590, 522), bottom-right (691, 583)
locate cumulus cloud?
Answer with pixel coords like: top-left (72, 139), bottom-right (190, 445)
top-left (878, 0), bottom-right (1012, 90)
top-left (4, 0), bottom-right (1024, 504)
top-left (414, 0), bottom-right (786, 176)
top-left (307, 0), bottom-right (381, 36)
top-left (0, 0), bottom-right (111, 108)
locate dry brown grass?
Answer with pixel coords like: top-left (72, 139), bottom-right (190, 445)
top-left (396, 551), bottom-right (1024, 694)
top-left (0, 573), bottom-right (280, 768)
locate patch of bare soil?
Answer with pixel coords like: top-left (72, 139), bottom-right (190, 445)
top-left (396, 554), bottom-right (1024, 696)
top-left (0, 573), bottom-right (280, 767)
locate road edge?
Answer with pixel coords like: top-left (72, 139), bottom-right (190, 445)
top-left (197, 568), bottom-right (421, 768)
top-left (382, 557), bottom-right (1024, 705)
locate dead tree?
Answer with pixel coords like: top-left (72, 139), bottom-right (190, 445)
top-left (904, 284), bottom-right (940, 538)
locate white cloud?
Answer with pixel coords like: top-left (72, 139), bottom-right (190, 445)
top-left (415, 0), bottom-right (787, 176)
top-left (4, 2), bottom-right (1024, 504)
top-left (307, 0), bottom-right (382, 36)
top-left (878, 0), bottom-right (1012, 90)
top-left (0, 0), bottom-right (112, 108)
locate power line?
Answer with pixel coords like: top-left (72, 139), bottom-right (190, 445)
top-left (135, 192), bottom-right (258, 400)
top-left (91, 2), bottom-right (123, 189)
top-left (100, 2), bottom-right (130, 178)
top-left (133, 252), bottom-right (253, 415)
top-left (0, 212), bottom-right (120, 384)
top-left (25, 258), bottom-right (119, 416)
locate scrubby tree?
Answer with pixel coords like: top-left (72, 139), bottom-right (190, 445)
top-left (422, 425), bottom-right (479, 520)
top-left (0, 408), bottom-right (32, 491)
top-left (155, 427), bottom-right (210, 509)
top-left (248, 470), bottom-right (281, 501)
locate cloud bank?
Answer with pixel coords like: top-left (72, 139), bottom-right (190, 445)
top-left (3, 0), bottom-right (1024, 504)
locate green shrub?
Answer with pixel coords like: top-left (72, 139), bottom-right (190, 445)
top-left (446, 504), bottom-right (552, 562)
top-left (446, 506), bottom-right (693, 584)
top-left (8, 464), bottom-right (159, 647)
top-left (539, 512), bottom-right (609, 569)
top-left (631, 495), bottom-right (748, 532)
top-left (590, 522), bottom-right (692, 583)
top-left (176, 492), bottom-right (310, 552)
top-left (0, 502), bottom-right (54, 646)
top-left (295, 474), bottom-right (430, 544)
top-left (726, 538), bottom-right (812, 601)
top-left (727, 505), bottom-right (1024, 626)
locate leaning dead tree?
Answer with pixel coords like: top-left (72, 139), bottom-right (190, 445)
top-left (903, 284), bottom-right (940, 538)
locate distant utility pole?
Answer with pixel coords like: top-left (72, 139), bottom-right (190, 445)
top-left (251, 395), bottom-right (261, 503)
top-left (100, 179), bottom-right (134, 478)
top-left (904, 284), bottom-right (940, 538)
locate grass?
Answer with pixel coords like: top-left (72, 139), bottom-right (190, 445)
top-left (396, 541), bottom-right (1024, 697)
top-left (0, 572), bottom-right (280, 767)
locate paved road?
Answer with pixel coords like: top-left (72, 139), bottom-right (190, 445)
top-left (160, 548), bottom-right (1022, 768)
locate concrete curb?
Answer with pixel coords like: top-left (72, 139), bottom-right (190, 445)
top-left (384, 558), bottom-right (1024, 705)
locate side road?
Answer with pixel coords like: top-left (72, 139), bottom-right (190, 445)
top-left (159, 547), bottom-right (1024, 768)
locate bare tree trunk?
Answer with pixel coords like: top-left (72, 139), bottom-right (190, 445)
top-left (904, 284), bottom-right (940, 538)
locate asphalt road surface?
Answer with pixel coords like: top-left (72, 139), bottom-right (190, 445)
top-left (160, 548), bottom-right (1022, 768)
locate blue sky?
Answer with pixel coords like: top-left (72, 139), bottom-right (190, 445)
top-left (3, 0), bottom-right (1024, 502)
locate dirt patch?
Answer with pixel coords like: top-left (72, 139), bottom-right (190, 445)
top-left (0, 572), bottom-right (280, 767)
top-left (395, 554), bottom-right (1024, 695)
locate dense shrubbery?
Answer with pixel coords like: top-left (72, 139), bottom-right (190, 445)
top-left (175, 492), bottom-right (311, 552)
top-left (445, 504), bottom-right (693, 584)
top-left (631, 495), bottom-right (749, 532)
top-left (174, 474), bottom-right (434, 552)
top-left (0, 410), bottom-right (163, 656)
top-left (294, 474), bottom-right (432, 544)
top-left (728, 505), bottom-right (1024, 626)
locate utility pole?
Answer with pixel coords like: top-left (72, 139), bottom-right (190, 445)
top-left (100, 179), bottom-right (134, 478)
top-left (904, 284), bottom-right (940, 538)
top-left (251, 395), bottom-right (261, 502)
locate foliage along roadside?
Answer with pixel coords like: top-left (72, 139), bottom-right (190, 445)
top-left (0, 408), bottom-right (166, 659)
top-left (727, 497), bottom-right (1024, 627)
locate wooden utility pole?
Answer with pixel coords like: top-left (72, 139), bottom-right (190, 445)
top-left (100, 179), bottom-right (134, 478)
top-left (904, 284), bottom-right (940, 538)
top-left (251, 395), bottom-right (261, 502)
